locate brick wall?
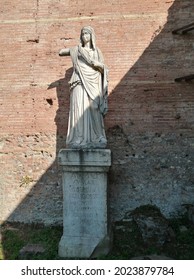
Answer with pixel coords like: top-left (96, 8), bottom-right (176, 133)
top-left (1, 0), bottom-right (194, 224)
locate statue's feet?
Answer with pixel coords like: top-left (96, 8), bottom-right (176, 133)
top-left (67, 137), bottom-right (107, 149)
top-left (99, 136), bottom-right (107, 144)
top-left (95, 137), bottom-right (107, 148)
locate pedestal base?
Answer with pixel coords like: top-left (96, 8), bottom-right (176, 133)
top-left (59, 235), bottom-right (107, 258)
top-left (58, 149), bottom-right (111, 258)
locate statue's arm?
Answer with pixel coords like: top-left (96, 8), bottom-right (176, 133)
top-left (91, 48), bottom-right (106, 73)
top-left (91, 60), bottom-right (104, 73)
top-left (59, 48), bottom-right (70, 56)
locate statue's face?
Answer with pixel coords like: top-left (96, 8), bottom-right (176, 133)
top-left (81, 30), bottom-right (91, 44)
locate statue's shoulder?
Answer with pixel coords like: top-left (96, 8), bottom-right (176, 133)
top-left (69, 46), bottom-right (79, 63)
top-left (70, 46), bottom-right (78, 54)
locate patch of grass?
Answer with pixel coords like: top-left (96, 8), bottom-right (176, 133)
top-left (0, 243), bottom-right (4, 260)
top-left (163, 216), bottom-right (194, 260)
top-left (0, 223), bottom-right (62, 260)
top-left (106, 215), bottom-right (194, 260)
top-left (1, 229), bottom-right (25, 259)
top-left (1, 216), bottom-right (194, 260)
top-left (106, 221), bottom-right (145, 259)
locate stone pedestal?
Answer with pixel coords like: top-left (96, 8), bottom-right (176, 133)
top-left (58, 149), bottom-right (111, 258)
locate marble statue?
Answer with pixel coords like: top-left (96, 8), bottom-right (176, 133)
top-left (59, 26), bottom-right (108, 149)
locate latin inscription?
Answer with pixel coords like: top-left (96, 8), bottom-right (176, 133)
top-left (63, 172), bottom-right (107, 236)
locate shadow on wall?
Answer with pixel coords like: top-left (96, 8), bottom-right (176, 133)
top-left (2, 0), bottom-right (194, 252)
top-left (3, 68), bottom-right (73, 226)
top-left (106, 0), bottom-right (194, 220)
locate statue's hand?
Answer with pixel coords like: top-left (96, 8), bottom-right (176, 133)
top-left (59, 48), bottom-right (70, 56)
top-left (91, 60), bottom-right (103, 68)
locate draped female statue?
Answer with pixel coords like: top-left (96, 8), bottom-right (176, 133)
top-left (59, 26), bottom-right (108, 149)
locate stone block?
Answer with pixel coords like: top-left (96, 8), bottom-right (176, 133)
top-left (58, 149), bottom-right (111, 258)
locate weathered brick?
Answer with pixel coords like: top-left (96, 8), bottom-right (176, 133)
top-left (1, 0), bottom-right (194, 224)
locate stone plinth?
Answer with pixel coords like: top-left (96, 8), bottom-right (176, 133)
top-left (58, 149), bottom-right (111, 258)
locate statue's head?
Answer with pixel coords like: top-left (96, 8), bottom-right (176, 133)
top-left (80, 26), bottom-right (96, 50)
